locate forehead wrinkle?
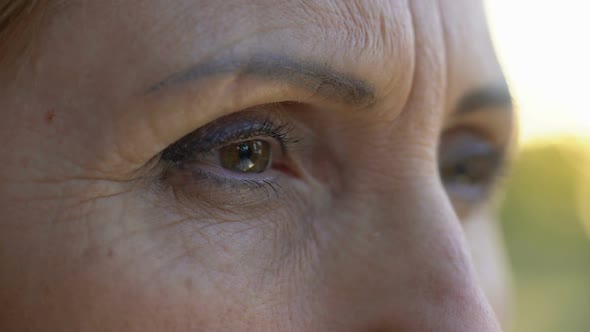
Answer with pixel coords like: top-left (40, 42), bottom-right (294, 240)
top-left (296, 0), bottom-right (401, 56)
top-left (140, 0), bottom-right (408, 104)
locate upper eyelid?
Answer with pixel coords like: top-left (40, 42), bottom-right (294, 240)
top-left (160, 121), bottom-right (262, 162)
top-left (160, 112), bottom-right (295, 163)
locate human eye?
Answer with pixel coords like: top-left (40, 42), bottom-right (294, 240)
top-left (157, 107), bottom-right (302, 203)
top-left (438, 128), bottom-right (507, 209)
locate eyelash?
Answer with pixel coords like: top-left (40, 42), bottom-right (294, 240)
top-left (159, 112), bottom-right (300, 193)
top-left (161, 117), bottom-right (297, 161)
top-left (438, 128), bottom-right (508, 203)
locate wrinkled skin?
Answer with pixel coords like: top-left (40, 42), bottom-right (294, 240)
top-left (0, 1), bottom-right (513, 331)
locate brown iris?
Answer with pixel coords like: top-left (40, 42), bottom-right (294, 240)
top-left (218, 140), bottom-right (271, 173)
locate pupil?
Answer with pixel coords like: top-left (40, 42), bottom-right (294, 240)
top-left (455, 163), bottom-right (468, 176)
top-left (238, 143), bottom-right (252, 160)
top-left (218, 140), bottom-right (271, 173)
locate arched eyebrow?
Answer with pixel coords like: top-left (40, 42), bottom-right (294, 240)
top-left (456, 84), bottom-right (513, 114)
top-left (146, 53), bottom-right (375, 107)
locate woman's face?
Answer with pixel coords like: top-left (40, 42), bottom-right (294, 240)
top-left (0, 1), bottom-right (514, 331)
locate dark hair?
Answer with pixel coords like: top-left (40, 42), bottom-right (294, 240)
top-left (0, 0), bottom-right (40, 65)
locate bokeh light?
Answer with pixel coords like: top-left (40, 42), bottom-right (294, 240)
top-left (485, 0), bottom-right (590, 143)
top-left (485, 1), bottom-right (590, 331)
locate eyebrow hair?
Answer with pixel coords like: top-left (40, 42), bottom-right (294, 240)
top-left (456, 84), bottom-right (513, 114)
top-left (147, 54), bottom-right (375, 106)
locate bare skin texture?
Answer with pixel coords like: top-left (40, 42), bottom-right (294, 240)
top-left (0, 1), bottom-right (514, 331)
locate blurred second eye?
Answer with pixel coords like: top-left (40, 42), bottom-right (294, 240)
top-left (438, 129), bottom-right (504, 203)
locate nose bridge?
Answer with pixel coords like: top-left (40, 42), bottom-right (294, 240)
top-left (307, 175), bottom-right (500, 331)
top-left (297, 0), bottom-right (500, 327)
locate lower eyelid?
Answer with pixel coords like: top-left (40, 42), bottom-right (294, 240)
top-left (183, 161), bottom-right (281, 183)
top-left (162, 166), bottom-right (287, 208)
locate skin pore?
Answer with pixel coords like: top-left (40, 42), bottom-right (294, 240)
top-left (0, 1), bottom-right (514, 331)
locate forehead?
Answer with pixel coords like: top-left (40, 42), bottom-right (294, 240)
top-left (40, 0), bottom-right (498, 99)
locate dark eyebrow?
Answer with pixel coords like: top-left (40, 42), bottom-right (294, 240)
top-left (456, 84), bottom-right (513, 114)
top-left (147, 54), bottom-right (375, 107)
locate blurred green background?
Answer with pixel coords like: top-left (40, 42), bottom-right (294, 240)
top-left (484, 1), bottom-right (590, 330)
top-left (499, 138), bottom-right (590, 332)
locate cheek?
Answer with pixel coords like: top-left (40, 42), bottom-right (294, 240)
top-left (82, 195), bottom-right (326, 331)
top-left (1, 190), bottom-right (299, 331)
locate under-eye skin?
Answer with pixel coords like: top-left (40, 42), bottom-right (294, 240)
top-left (438, 128), bottom-right (506, 202)
top-left (159, 110), bottom-right (301, 195)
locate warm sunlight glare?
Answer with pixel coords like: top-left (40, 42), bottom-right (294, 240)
top-left (485, 0), bottom-right (590, 144)
top-left (579, 161), bottom-right (590, 236)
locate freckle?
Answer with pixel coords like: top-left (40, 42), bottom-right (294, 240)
top-left (44, 109), bottom-right (55, 124)
top-left (184, 278), bottom-right (193, 291)
top-left (107, 248), bottom-right (114, 258)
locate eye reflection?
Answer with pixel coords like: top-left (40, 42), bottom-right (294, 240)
top-left (218, 140), bottom-right (271, 173)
